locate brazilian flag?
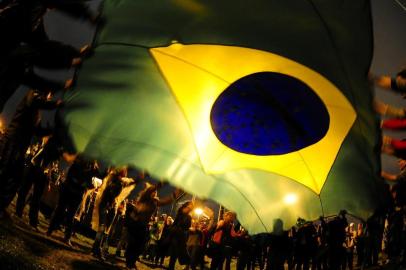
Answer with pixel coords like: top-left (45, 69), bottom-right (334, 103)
top-left (62, 0), bottom-right (384, 233)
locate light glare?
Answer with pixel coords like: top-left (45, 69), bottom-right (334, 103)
top-left (194, 208), bottom-right (203, 215)
top-left (283, 193), bottom-right (298, 205)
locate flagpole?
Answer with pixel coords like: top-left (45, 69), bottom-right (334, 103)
top-left (394, 0), bottom-right (406, 11)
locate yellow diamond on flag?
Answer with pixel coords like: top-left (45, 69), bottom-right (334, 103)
top-left (150, 44), bottom-right (356, 194)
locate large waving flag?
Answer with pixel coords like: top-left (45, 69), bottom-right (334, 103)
top-left (61, 0), bottom-right (384, 233)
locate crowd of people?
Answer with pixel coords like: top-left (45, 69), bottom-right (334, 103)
top-left (0, 0), bottom-right (406, 270)
top-left (371, 67), bottom-right (406, 270)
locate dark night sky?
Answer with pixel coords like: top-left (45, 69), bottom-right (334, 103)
top-left (371, 0), bottom-right (406, 174)
top-left (1, 0), bottom-right (406, 180)
top-left (1, 0), bottom-right (102, 122)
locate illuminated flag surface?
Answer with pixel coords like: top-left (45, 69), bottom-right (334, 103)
top-left (62, 0), bottom-right (384, 233)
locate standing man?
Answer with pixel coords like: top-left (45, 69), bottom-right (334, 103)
top-left (0, 89), bottom-right (62, 218)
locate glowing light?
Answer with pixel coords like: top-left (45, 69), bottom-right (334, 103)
top-left (0, 117), bottom-right (5, 134)
top-left (194, 207), bottom-right (203, 216)
top-left (283, 193), bottom-right (298, 205)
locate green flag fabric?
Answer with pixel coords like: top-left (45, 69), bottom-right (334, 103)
top-left (62, 0), bottom-right (384, 233)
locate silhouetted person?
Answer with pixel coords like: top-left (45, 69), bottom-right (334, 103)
top-left (267, 219), bottom-right (289, 270)
top-left (168, 201), bottom-right (194, 270)
top-left (125, 182), bottom-right (179, 270)
top-left (294, 218), bottom-right (317, 270)
top-left (91, 166), bottom-right (137, 259)
top-left (0, 0), bottom-right (99, 111)
top-left (209, 211), bottom-right (242, 270)
top-left (15, 134), bottom-right (63, 228)
top-left (0, 89), bottom-right (61, 218)
top-left (327, 211), bottom-right (348, 270)
top-left (370, 68), bottom-right (406, 95)
top-left (155, 215), bottom-right (174, 267)
top-left (47, 155), bottom-right (100, 245)
top-left (235, 229), bottom-right (253, 270)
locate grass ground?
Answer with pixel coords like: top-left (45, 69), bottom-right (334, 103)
top-left (0, 203), bottom-right (189, 270)
top-left (0, 204), bottom-right (402, 270)
top-left (0, 211), bottom-right (127, 270)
